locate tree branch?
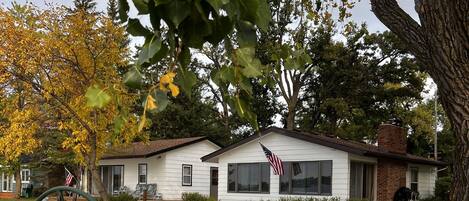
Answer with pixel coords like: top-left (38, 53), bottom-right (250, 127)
top-left (370, 0), bottom-right (430, 62)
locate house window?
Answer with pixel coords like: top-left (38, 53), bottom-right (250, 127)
top-left (350, 162), bottom-right (375, 200)
top-left (280, 161), bottom-right (332, 195)
top-left (410, 167), bottom-right (418, 192)
top-left (21, 169), bottom-right (30, 182)
top-left (182, 164), bottom-right (192, 186)
top-left (138, 164), bottom-right (147, 184)
top-left (227, 163), bottom-right (270, 193)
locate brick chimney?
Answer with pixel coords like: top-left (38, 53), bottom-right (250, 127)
top-left (377, 119), bottom-right (407, 154)
top-left (377, 119), bottom-right (408, 201)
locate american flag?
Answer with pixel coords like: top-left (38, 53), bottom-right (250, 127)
top-left (65, 169), bottom-right (74, 186)
top-left (260, 143), bottom-right (284, 175)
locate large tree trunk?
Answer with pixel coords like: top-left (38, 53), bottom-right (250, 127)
top-left (14, 168), bottom-right (21, 198)
top-left (90, 163), bottom-right (109, 201)
top-left (286, 105), bottom-right (296, 130)
top-left (370, 0), bottom-right (469, 200)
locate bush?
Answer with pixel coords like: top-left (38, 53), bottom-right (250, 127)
top-left (182, 192), bottom-right (216, 201)
top-left (110, 193), bottom-right (137, 201)
top-left (435, 176), bottom-right (451, 200)
top-left (278, 197), bottom-right (341, 201)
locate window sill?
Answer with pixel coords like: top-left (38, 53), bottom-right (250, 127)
top-left (227, 191), bottom-right (270, 194)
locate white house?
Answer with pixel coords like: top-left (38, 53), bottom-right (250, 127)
top-left (202, 123), bottom-right (446, 201)
top-left (96, 137), bottom-right (220, 200)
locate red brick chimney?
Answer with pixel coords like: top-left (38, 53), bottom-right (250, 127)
top-left (377, 121), bottom-right (408, 201)
top-left (377, 123), bottom-right (407, 154)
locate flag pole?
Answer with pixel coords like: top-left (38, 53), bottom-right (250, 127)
top-left (64, 166), bottom-right (80, 184)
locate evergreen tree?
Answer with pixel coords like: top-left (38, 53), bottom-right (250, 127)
top-left (107, 0), bottom-right (119, 24)
top-left (72, 0), bottom-right (96, 13)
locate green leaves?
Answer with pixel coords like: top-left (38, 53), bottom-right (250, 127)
top-left (176, 68), bottom-right (197, 98)
top-left (127, 18), bottom-right (152, 37)
top-left (85, 85), bottom-right (111, 108)
top-left (118, 0), bottom-right (129, 22)
top-left (235, 47), bottom-right (263, 77)
top-left (254, 0), bottom-right (271, 31)
top-left (123, 68), bottom-right (144, 89)
top-left (132, 0), bottom-right (149, 14)
top-left (148, 90), bottom-right (169, 113)
top-left (160, 0), bottom-right (191, 28)
top-left (137, 35), bottom-right (162, 65)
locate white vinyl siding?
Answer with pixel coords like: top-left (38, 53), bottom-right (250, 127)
top-left (99, 140), bottom-right (219, 200)
top-left (406, 164), bottom-right (437, 198)
top-left (217, 132), bottom-right (350, 201)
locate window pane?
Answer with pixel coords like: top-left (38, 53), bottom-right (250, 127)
top-left (411, 168), bottom-right (418, 182)
top-left (261, 163), bottom-right (270, 192)
top-left (280, 162), bottom-right (290, 194)
top-left (237, 164), bottom-right (260, 192)
top-left (183, 176), bottom-right (191, 184)
top-left (291, 162), bottom-right (307, 193)
top-left (306, 162), bottom-right (319, 193)
top-left (321, 161), bottom-right (332, 194)
top-left (228, 164), bottom-right (236, 191)
top-left (183, 166), bottom-right (191, 176)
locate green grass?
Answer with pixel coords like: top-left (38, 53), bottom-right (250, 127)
top-left (0, 198), bottom-right (36, 201)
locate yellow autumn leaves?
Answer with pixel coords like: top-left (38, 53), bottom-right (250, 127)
top-left (138, 71), bottom-right (180, 131)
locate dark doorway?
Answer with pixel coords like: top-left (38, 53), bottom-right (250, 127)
top-left (210, 167), bottom-right (218, 200)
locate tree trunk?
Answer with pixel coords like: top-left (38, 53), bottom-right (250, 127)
top-left (14, 168), bottom-right (21, 198)
top-left (370, 0), bottom-right (469, 200)
top-left (90, 162), bottom-right (110, 201)
top-left (286, 106), bottom-right (295, 130)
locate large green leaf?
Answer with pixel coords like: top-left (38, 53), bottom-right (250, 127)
top-left (85, 85), bottom-right (112, 108)
top-left (231, 95), bottom-right (258, 130)
top-left (162, 0), bottom-right (191, 28)
top-left (132, 0), bottom-right (149, 14)
top-left (118, 0), bottom-right (129, 22)
top-left (149, 90), bottom-right (169, 113)
top-left (206, 0), bottom-right (229, 14)
top-left (127, 18), bottom-right (152, 37)
top-left (176, 68), bottom-right (197, 98)
top-left (137, 35), bottom-right (162, 65)
top-left (123, 68), bottom-right (144, 89)
top-left (206, 16), bottom-right (233, 44)
top-left (254, 0), bottom-right (271, 31)
top-left (237, 21), bottom-right (257, 48)
top-left (218, 66), bottom-right (235, 83)
top-left (235, 47), bottom-right (263, 77)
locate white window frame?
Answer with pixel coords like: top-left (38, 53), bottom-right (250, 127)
top-left (138, 164), bottom-right (147, 184)
top-left (182, 164), bottom-right (192, 186)
top-left (410, 167), bottom-right (419, 192)
top-left (21, 169), bottom-right (31, 183)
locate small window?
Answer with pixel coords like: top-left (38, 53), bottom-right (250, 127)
top-left (410, 167), bottom-right (418, 192)
top-left (182, 164), bottom-right (192, 186)
top-left (138, 164), bottom-right (147, 184)
top-left (227, 163), bottom-right (270, 193)
top-left (21, 169), bottom-right (31, 182)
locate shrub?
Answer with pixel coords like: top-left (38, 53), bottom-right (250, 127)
top-left (110, 193), bottom-right (137, 201)
top-left (278, 197), bottom-right (341, 201)
top-left (435, 176), bottom-right (451, 200)
top-left (182, 192), bottom-right (216, 201)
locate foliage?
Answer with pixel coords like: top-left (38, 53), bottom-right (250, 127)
top-left (434, 176), bottom-right (451, 201)
top-left (277, 197), bottom-right (341, 201)
top-left (297, 25), bottom-right (425, 141)
top-left (109, 193), bottom-right (137, 201)
top-left (119, 0), bottom-right (356, 131)
top-left (181, 192), bottom-right (216, 201)
top-left (0, 4), bottom-right (136, 200)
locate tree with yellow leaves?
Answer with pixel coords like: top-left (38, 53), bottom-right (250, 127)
top-left (0, 4), bottom-right (137, 200)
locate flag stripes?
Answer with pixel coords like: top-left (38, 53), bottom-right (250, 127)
top-left (260, 143), bottom-right (284, 175)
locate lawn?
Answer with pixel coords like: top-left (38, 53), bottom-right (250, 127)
top-left (0, 199), bottom-right (36, 201)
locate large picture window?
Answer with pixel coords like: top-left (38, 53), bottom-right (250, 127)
top-left (227, 163), bottom-right (270, 193)
top-left (280, 160), bottom-right (332, 195)
top-left (138, 164), bottom-right (147, 184)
